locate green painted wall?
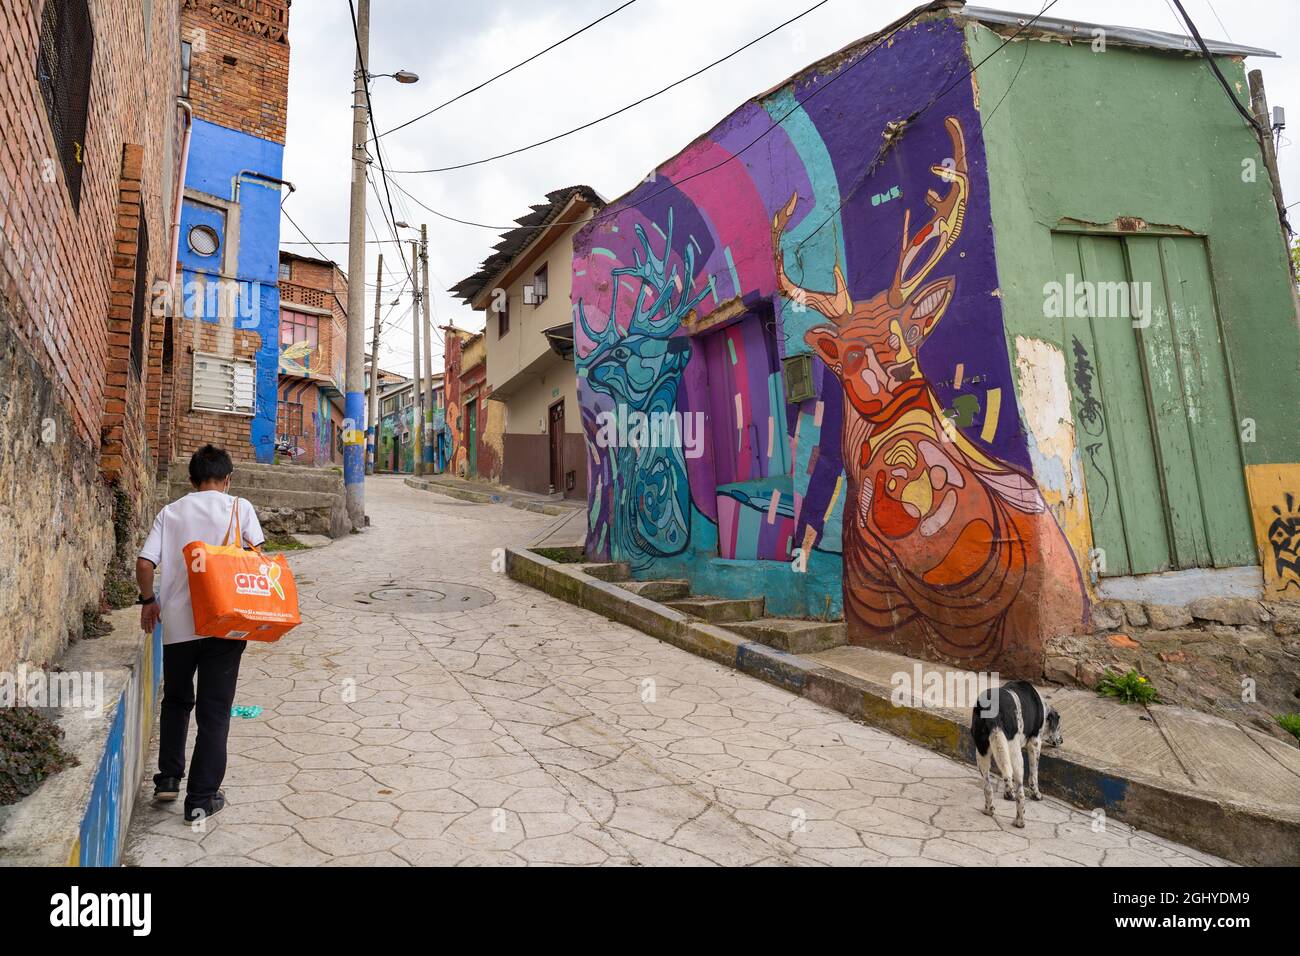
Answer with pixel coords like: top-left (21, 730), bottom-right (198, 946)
top-left (969, 23), bottom-right (1299, 470)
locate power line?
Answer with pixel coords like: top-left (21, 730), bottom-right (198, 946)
top-left (384, 2), bottom-right (934, 235)
top-left (391, 0), bottom-right (832, 174)
top-left (791, 0), bottom-right (1061, 256)
top-left (374, 0), bottom-right (638, 141)
top-left (348, 0), bottom-right (415, 290)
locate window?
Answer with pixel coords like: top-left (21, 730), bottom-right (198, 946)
top-left (497, 297), bottom-right (509, 337)
top-left (533, 263), bottom-right (548, 306)
top-left (129, 218), bottom-right (150, 379)
top-left (36, 0), bottom-right (95, 212)
top-left (277, 400), bottom-right (303, 437)
top-left (192, 352), bottom-right (255, 415)
top-left (280, 310), bottom-right (318, 348)
top-left (179, 39), bottom-right (191, 97)
top-left (188, 223), bottom-right (219, 257)
top-left (278, 259), bottom-right (291, 281)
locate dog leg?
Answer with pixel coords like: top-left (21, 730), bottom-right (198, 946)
top-left (990, 731), bottom-right (1017, 816)
top-left (977, 747), bottom-right (995, 816)
top-left (1011, 738), bottom-right (1027, 828)
top-left (1028, 735), bottom-right (1043, 801)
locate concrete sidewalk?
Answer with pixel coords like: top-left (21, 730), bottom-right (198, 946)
top-left (507, 548), bottom-right (1300, 865)
top-left (405, 474), bottom-right (580, 517)
top-left (122, 477), bottom-right (1224, 867)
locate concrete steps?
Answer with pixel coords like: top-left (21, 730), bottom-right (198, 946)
top-left (729, 618), bottom-right (847, 654)
top-left (617, 579), bottom-right (691, 601)
top-left (666, 595), bottom-right (765, 623)
top-left (163, 458), bottom-right (349, 538)
top-left (576, 562), bottom-right (630, 583)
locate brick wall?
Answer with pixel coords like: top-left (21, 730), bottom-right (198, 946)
top-left (171, 316), bottom-right (266, 461)
top-left (181, 0), bottom-right (291, 143)
top-left (1, 0), bottom-right (183, 671)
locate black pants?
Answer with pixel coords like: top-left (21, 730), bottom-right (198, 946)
top-left (155, 637), bottom-right (245, 807)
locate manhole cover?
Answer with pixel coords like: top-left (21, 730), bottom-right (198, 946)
top-left (319, 581), bottom-right (496, 615)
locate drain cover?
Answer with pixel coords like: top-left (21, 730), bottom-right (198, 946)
top-left (320, 581), bottom-right (496, 615)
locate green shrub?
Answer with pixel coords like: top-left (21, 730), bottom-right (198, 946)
top-left (0, 708), bottom-right (78, 806)
top-left (1276, 713), bottom-right (1300, 744)
top-left (1096, 668), bottom-right (1160, 705)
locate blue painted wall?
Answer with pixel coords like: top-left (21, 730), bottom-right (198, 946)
top-left (179, 119), bottom-right (285, 463)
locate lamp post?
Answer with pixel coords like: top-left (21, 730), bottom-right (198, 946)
top-left (343, 0), bottom-right (418, 526)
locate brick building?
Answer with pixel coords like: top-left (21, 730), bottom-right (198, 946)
top-left (1, 0), bottom-right (183, 670)
top-left (170, 0), bottom-right (292, 465)
top-left (276, 250), bottom-right (347, 466)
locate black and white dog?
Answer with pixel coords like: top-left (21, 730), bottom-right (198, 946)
top-left (970, 680), bottom-right (1062, 828)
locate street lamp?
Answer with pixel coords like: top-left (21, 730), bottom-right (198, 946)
top-left (371, 70), bottom-right (419, 84)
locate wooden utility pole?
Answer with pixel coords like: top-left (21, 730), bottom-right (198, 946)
top-left (365, 252), bottom-right (383, 474)
top-left (343, 0), bottom-right (370, 528)
top-left (419, 223), bottom-right (435, 472)
top-left (409, 239), bottom-right (425, 475)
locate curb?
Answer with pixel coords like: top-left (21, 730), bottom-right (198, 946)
top-left (506, 546), bottom-right (1300, 866)
top-left (405, 476), bottom-right (578, 517)
top-left (0, 606), bottom-right (162, 867)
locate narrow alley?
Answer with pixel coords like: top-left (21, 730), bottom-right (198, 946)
top-left (124, 478), bottom-right (1223, 867)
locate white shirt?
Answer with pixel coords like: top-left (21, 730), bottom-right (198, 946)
top-left (139, 491), bottom-right (265, 645)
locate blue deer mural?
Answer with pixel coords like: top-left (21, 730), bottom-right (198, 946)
top-left (577, 209), bottom-right (710, 571)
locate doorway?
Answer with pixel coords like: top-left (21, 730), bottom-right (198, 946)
top-left (548, 399), bottom-right (565, 494)
top-left (1053, 231), bottom-right (1254, 576)
top-left (465, 397), bottom-right (478, 477)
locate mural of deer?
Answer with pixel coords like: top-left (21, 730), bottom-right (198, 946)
top-left (773, 115), bottom-right (1084, 673)
top-left (577, 208), bottom-right (710, 571)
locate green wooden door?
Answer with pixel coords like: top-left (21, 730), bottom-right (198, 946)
top-left (1054, 232), bottom-right (1254, 576)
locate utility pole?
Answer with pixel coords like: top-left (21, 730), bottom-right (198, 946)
top-left (419, 223), bottom-right (435, 473)
top-left (366, 252), bottom-right (383, 474)
top-left (343, 0), bottom-right (370, 528)
top-left (409, 239), bottom-right (425, 476)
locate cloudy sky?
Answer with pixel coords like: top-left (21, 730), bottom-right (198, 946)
top-left (277, 0), bottom-right (1299, 374)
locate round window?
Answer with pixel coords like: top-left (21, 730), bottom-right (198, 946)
top-left (188, 224), bottom-right (220, 256)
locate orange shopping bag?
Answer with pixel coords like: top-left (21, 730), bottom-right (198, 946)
top-left (183, 498), bottom-right (300, 642)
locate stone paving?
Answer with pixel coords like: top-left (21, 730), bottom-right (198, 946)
top-left (124, 476), bottom-right (1226, 867)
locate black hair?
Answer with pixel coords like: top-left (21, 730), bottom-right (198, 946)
top-left (189, 444), bottom-right (234, 486)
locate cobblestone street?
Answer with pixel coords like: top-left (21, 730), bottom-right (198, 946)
top-left (124, 477), bottom-right (1225, 867)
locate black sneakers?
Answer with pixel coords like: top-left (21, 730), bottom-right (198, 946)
top-left (153, 776), bottom-right (181, 802)
top-left (183, 791), bottom-right (227, 823)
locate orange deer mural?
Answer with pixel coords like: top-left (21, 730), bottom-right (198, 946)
top-left (773, 116), bottom-right (1085, 674)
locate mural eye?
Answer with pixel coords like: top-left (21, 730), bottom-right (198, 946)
top-left (615, 347), bottom-right (630, 360)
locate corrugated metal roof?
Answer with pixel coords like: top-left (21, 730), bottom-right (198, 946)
top-left (449, 185), bottom-right (605, 305)
top-left (962, 5), bottom-right (1278, 58)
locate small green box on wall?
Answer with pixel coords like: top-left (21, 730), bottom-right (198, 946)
top-left (783, 354), bottom-right (814, 404)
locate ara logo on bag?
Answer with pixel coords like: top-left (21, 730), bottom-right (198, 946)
top-left (234, 563), bottom-right (286, 600)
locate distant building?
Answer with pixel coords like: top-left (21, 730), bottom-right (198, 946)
top-left (451, 187), bottom-right (603, 497)
top-left (276, 251), bottom-right (347, 466)
top-left (376, 373), bottom-right (445, 474)
top-left (442, 327), bottom-right (504, 483)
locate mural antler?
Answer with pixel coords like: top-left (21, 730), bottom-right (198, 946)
top-left (889, 115), bottom-right (968, 308)
top-left (576, 208), bottom-right (711, 571)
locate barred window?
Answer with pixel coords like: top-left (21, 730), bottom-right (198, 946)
top-left (130, 218), bottom-right (149, 379)
top-left (36, 0), bottom-right (95, 212)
